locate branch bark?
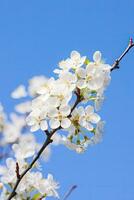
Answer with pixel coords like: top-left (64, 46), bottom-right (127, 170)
top-left (111, 38), bottom-right (134, 71)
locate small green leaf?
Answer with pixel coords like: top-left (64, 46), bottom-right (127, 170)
top-left (91, 90), bottom-right (97, 95)
top-left (84, 59), bottom-right (90, 65)
top-left (91, 128), bottom-right (96, 134)
top-left (32, 193), bottom-right (41, 200)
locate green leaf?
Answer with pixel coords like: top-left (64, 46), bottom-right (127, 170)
top-left (32, 193), bottom-right (41, 200)
top-left (84, 58), bottom-right (90, 65)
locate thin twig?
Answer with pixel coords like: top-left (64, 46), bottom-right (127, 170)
top-left (15, 162), bottom-right (20, 179)
top-left (62, 185), bottom-right (77, 200)
top-left (7, 94), bottom-right (81, 200)
top-left (111, 38), bottom-right (134, 71)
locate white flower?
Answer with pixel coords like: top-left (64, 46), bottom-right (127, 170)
top-left (48, 105), bottom-right (71, 129)
top-left (59, 71), bottom-right (77, 91)
top-left (28, 76), bottom-right (48, 97)
top-left (12, 134), bottom-right (37, 159)
top-left (51, 80), bottom-right (72, 105)
top-left (76, 51), bottom-right (111, 91)
top-left (79, 105), bottom-right (100, 131)
top-left (95, 93), bottom-right (105, 111)
top-left (0, 158), bottom-right (26, 184)
top-left (15, 101), bottom-right (31, 114)
top-left (11, 85), bottom-right (27, 99)
top-left (61, 136), bottom-right (85, 153)
top-left (54, 51), bottom-right (86, 74)
top-left (91, 121), bottom-right (105, 144)
top-left (3, 123), bottom-right (21, 143)
top-left (37, 174), bottom-right (59, 198)
top-left (69, 51), bottom-right (86, 69)
top-left (37, 77), bottom-right (55, 96)
top-left (26, 108), bottom-right (48, 132)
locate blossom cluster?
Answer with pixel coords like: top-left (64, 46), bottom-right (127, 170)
top-left (0, 50), bottom-right (111, 199)
top-left (0, 111), bottom-right (59, 199)
top-left (25, 50), bottom-right (111, 152)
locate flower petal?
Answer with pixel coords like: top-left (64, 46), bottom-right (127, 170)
top-left (90, 113), bottom-right (101, 123)
top-left (86, 123), bottom-right (94, 131)
top-left (70, 51), bottom-right (80, 60)
top-left (49, 119), bottom-right (60, 129)
top-left (40, 120), bottom-right (48, 131)
top-left (30, 124), bottom-right (40, 132)
top-left (61, 118), bottom-right (71, 129)
top-left (93, 51), bottom-right (102, 63)
top-left (76, 68), bottom-right (86, 78)
top-left (60, 105), bottom-right (71, 116)
top-left (85, 105), bottom-right (94, 115)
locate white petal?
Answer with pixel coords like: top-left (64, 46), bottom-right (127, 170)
top-left (86, 123), bottom-right (94, 131)
top-left (77, 106), bottom-right (85, 116)
top-left (30, 124), bottom-right (40, 132)
top-left (11, 85), bottom-right (27, 99)
top-left (49, 119), bottom-right (60, 129)
top-left (40, 120), bottom-right (48, 130)
top-left (85, 105), bottom-right (94, 115)
top-left (93, 51), bottom-right (102, 63)
top-left (26, 115), bottom-right (36, 126)
top-left (6, 158), bottom-right (15, 168)
top-left (61, 118), bottom-right (71, 129)
top-left (48, 108), bottom-right (58, 118)
top-left (70, 51), bottom-right (80, 60)
top-left (60, 105), bottom-right (71, 116)
top-left (79, 117), bottom-right (87, 127)
top-left (77, 79), bottom-right (86, 89)
top-left (88, 77), bottom-right (103, 90)
top-left (90, 113), bottom-right (100, 123)
top-left (53, 69), bottom-right (62, 74)
top-left (48, 97), bottom-right (60, 108)
top-left (76, 68), bottom-right (86, 78)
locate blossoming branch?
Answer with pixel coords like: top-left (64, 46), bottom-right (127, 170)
top-left (0, 39), bottom-right (133, 200)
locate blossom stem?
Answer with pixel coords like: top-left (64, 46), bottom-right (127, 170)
top-left (111, 38), bottom-right (134, 71)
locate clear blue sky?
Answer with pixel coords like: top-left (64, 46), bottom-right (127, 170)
top-left (0, 0), bottom-right (134, 199)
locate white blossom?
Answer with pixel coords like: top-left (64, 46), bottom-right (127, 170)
top-left (28, 75), bottom-right (48, 97)
top-left (15, 101), bottom-right (31, 114)
top-left (37, 174), bottom-right (59, 198)
top-left (54, 50), bottom-right (86, 74)
top-left (48, 105), bottom-right (71, 129)
top-left (26, 108), bottom-right (48, 132)
top-left (11, 85), bottom-right (27, 99)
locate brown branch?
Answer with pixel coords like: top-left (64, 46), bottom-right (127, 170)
top-left (7, 94), bottom-right (81, 200)
top-left (62, 185), bottom-right (77, 200)
top-left (15, 162), bottom-right (20, 179)
top-left (111, 38), bottom-right (134, 71)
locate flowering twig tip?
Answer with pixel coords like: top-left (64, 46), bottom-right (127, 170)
top-left (130, 37), bottom-right (133, 45)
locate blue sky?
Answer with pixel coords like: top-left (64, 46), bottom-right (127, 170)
top-left (0, 0), bottom-right (134, 199)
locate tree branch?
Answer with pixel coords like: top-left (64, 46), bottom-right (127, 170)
top-left (111, 38), bottom-right (134, 71)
